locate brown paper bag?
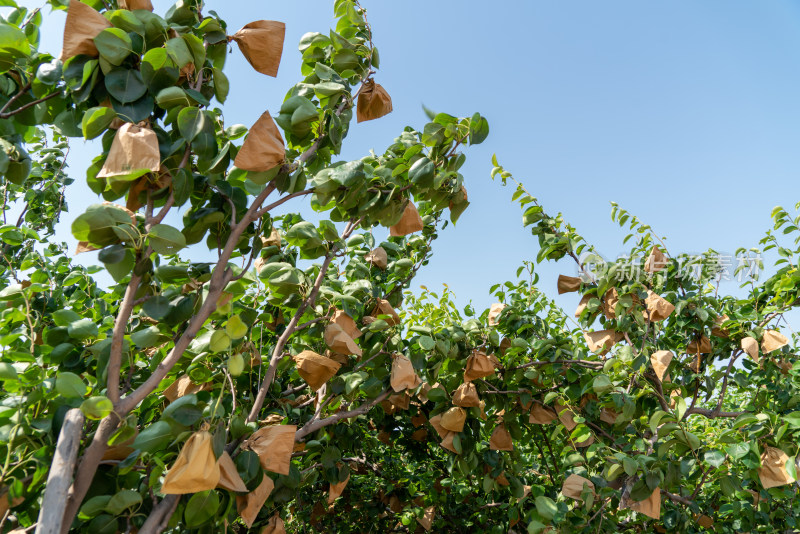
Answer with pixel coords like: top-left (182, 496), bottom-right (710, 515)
top-left (555, 402), bottom-right (577, 431)
top-left (599, 407), bottom-right (618, 425)
top-left (371, 299), bottom-right (401, 326)
top-left (711, 314), bottom-right (730, 338)
top-left (411, 412), bottom-right (427, 428)
top-left (232, 21), bottom-right (285, 77)
top-left (388, 391), bottom-right (410, 410)
top-left (741, 337), bottom-right (759, 364)
top-left (452, 382), bottom-right (481, 407)
top-left (327, 473), bottom-right (350, 504)
top-left (696, 514), bottom-right (714, 528)
top-left (489, 424), bottom-right (513, 451)
top-left (428, 414), bottom-right (449, 439)
top-left (293, 350), bottom-right (341, 391)
top-left (529, 402), bottom-right (556, 424)
top-left (390, 354), bottom-right (421, 392)
top-left (602, 288), bottom-right (619, 319)
top-left (575, 294), bottom-right (591, 318)
top-left (324, 323), bottom-right (362, 357)
top-left (687, 336), bottom-right (711, 354)
top-left (61, 0), bottom-right (111, 60)
top-left (236, 474), bottom-right (274, 528)
top-left (119, 0), bottom-right (153, 10)
top-left (415, 505), bottom-right (435, 531)
top-left (645, 291), bottom-right (675, 322)
top-left (628, 488), bottom-right (661, 519)
top-left (234, 111), bottom-right (285, 172)
top-left (440, 407), bottom-right (466, 432)
top-left (163, 374), bottom-right (208, 402)
top-left (161, 431), bottom-right (220, 494)
top-left (650, 350), bottom-right (673, 381)
top-left (261, 228), bottom-right (282, 248)
top-left (557, 275), bottom-right (582, 294)
top-left (645, 246), bottom-right (668, 274)
top-left (411, 428), bottom-right (427, 441)
top-left (97, 123), bottom-right (161, 178)
top-left (389, 201), bottom-right (424, 236)
top-left (488, 303), bottom-right (506, 326)
top-left (758, 446), bottom-right (795, 489)
top-left (243, 425), bottom-right (296, 475)
top-left (464, 350), bottom-right (495, 381)
top-left (584, 330), bottom-right (621, 354)
top-left (331, 310), bottom-right (361, 339)
top-left (365, 247), bottom-right (388, 270)
top-left (440, 431), bottom-right (458, 453)
top-left (357, 80), bottom-right (393, 122)
top-left (262, 513), bottom-right (286, 534)
top-left (562, 474), bottom-right (596, 502)
top-left (217, 451), bottom-right (248, 493)
top-left (762, 330), bottom-right (789, 353)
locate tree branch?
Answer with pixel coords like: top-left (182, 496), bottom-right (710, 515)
top-left (295, 389), bottom-right (392, 441)
top-left (107, 273), bottom-right (142, 404)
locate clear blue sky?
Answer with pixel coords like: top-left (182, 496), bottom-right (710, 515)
top-left (19, 0), bottom-right (800, 319)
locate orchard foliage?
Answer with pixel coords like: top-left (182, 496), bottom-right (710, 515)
top-left (0, 1), bottom-right (798, 534)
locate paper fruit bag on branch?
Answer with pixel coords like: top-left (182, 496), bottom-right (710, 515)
top-left (390, 353), bottom-right (421, 392)
top-left (557, 275), bottom-right (582, 294)
top-left (452, 382), bottom-right (480, 407)
top-left (645, 291), bottom-right (675, 322)
top-left (762, 330), bottom-right (789, 353)
top-left (758, 446), bottom-right (795, 489)
top-left (324, 323), bottom-right (361, 357)
top-left (650, 350), bottom-right (673, 381)
top-left (529, 402), bottom-right (556, 424)
top-left (365, 247), bottom-right (388, 269)
top-left (217, 452), bottom-right (247, 492)
top-left (562, 474), bottom-right (596, 502)
top-left (389, 201), bottom-right (424, 236)
top-left (242, 425), bottom-right (297, 476)
top-left (327, 473), bottom-right (350, 505)
top-left (97, 123), bottom-right (161, 179)
top-left (61, 0), bottom-right (111, 60)
top-left (262, 513), bottom-right (286, 534)
top-left (489, 423), bottom-right (513, 451)
top-left (464, 350), bottom-right (495, 381)
top-left (231, 21), bottom-right (286, 77)
top-left (293, 350), bottom-right (341, 391)
top-left (234, 111), bottom-right (285, 172)
top-left (371, 299), bottom-right (401, 326)
top-left (488, 302), bottom-right (506, 326)
top-left (440, 407), bottom-right (466, 433)
top-left (161, 431), bottom-right (220, 494)
top-left (357, 79), bottom-right (393, 122)
top-left (236, 474), bottom-right (275, 528)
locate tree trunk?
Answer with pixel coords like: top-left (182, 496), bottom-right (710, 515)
top-left (35, 408), bottom-right (84, 534)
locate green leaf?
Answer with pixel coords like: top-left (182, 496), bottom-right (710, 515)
top-left (149, 224), bottom-right (186, 255)
top-left (592, 374), bottom-right (613, 395)
top-left (56, 372), bottom-right (88, 398)
top-left (184, 490), bottom-right (219, 528)
top-left (142, 295), bottom-right (172, 320)
top-left (105, 489), bottom-right (142, 516)
top-left (783, 411), bottom-right (800, 427)
top-left (94, 28), bottom-right (133, 65)
top-left (104, 68), bottom-right (147, 104)
top-left (177, 107), bottom-right (206, 142)
top-left (0, 363), bottom-right (17, 381)
top-left (81, 107), bottom-right (117, 140)
top-left (81, 396), bottom-right (113, 420)
top-left (469, 113), bottom-right (489, 145)
top-left (409, 157), bottom-right (435, 187)
top-left (155, 86), bottom-right (191, 109)
top-left (534, 496), bottom-right (557, 520)
top-left (68, 318), bottom-right (98, 340)
top-left (418, 335), bottom-right (435, 351)
top-left (132, 421), bottom-right (173, 453)
top-left (704, 450), bottom-right (726, 468)
top-left (212, 68), bottom-right (228, 103)
top-left (725, 442), bottom-right (749, 460)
